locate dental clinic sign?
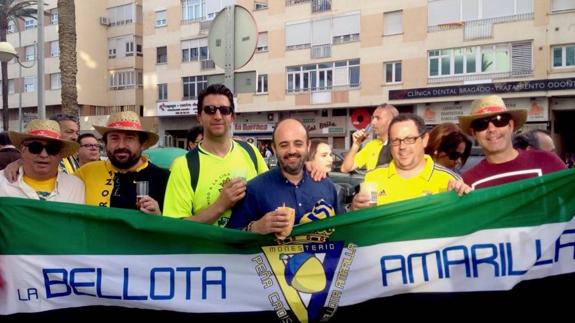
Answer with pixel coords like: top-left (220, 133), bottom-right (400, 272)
top-left (416, 98), bottom-right (549, 125)
top-left (156, 100), bottom-right (198, 117)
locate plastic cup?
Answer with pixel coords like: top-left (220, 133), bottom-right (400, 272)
top-left (231, 168), bottom-right (247, 183)
top-left (360, 182), bottom-right (378, 206)
top-left (275, 205), bottom-right (295, 240)
top-left (135, 181), bottom-right (149, 208)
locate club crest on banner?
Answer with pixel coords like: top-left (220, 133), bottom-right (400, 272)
top-left (255, 231), bottom-right (356, 322)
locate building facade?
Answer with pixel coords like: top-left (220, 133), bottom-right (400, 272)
top-left (2, 0), bottom-right (574, 156)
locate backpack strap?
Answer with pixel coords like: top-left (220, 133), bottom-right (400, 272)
top-left (186, 141), bottom-right (258, 192)
top-left (185, 147), bottom-right (200, 192)
top-left (235, 140), bottom-right (258, 173)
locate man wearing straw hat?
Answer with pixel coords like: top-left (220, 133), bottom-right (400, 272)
top-left (458, 95), bottom-right (565, 190)
top-left (75, 111), bottom-right (169, 215)
top-left (0, 119), bottom-right (84, 203)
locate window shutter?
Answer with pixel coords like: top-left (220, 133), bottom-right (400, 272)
top-left (511, 41), bottom-right (532, 75)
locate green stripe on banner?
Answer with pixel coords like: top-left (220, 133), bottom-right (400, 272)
top-left (1, 169), bottom-right (574, 255)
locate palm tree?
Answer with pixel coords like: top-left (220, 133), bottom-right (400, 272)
top-left (57, 0), bottom-right (76, 116)
top-left (0, 0), bottom-right (37, 131)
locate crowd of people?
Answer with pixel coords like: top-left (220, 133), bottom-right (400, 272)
top-left (0, 84), bottom-right (570, 240)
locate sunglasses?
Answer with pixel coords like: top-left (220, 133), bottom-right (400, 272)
top-left (470, 114), bottom-right (512, 132)
top-left (445, 150), bottom-right (464, 161)
top-left (23, 141), bottom-right (62, 155)
top-left (202, 105), bottom-right (233, 115)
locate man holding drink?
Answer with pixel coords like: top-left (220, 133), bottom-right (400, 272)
top-left (341, 103), bottom-right (399, 173)
top-left (228, 119), bottom-right (340, 239)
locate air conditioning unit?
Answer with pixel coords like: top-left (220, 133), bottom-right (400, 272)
top-left (99, 17), bottom-right (110, 26)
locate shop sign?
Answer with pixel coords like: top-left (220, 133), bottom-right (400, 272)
top-left (233, 123), bottom-right (275, 133)
top-left (298, 116), bottom-right (346, 135)
top-left (416, 98), bottom-right (548, 125)
top-left (157, 100), bottom-right (198, 117)
top-left (390, 77), bottom-right (575, 100)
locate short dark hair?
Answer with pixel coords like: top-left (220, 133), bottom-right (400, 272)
top-left (513, 129), bottom-right (551, 150)
top-left (197, 84), bottom-right (234, 115)
top-left (50, 113), bottom-right (79, 125)
top-left (77, 133), bottom-right (98, 144)
top-left (186, 126), bottom-right (203, 147)
top-left (272, 118), bottom-right (309, 146)
top-left (0, 131), bottom-right (12, 146)
top-left (388, 114), bottom-right (427, 138)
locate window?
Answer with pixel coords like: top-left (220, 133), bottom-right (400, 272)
top-left (257, 32), bottom-right (268, 52)
top-left (158, 83), bottom-right (168, 101)
top-left (24, 76), bottom-right (35, 92)
top-left (8, 79), bottom-right (15, 94)
top-left (182, 75), bottom-right (207, 99)
top-left (385, 61), bottom-right (402, 83)
top-left (109, 69), bottom-right (143, 90)
top-left (428, 43), bottom-right (514, 77)
top-left (51, 9), bottom-right (58, 24)
top-left (285, 21), bottom-right (311, 50)
top-left (257, 74), bottom-right (268, 93)
top-left (427, 0), bottom-right (533, 26)
top-left (157, 46), bottom-right (167, 64)
top-left (287, 59), bottom-right (359, 93)
top-left (155, 10), bottom-right (167, 26)
top-left (50, 73), bottom-right (61, 90)
top-left (552, 44), bottom-right (575, 68)
top-left (50, 41), bottom-right (59, 57)
top-left (552, 0), bottom-right (575, 11)
top-left (255, 1), bottom-right (268, 10)
top-left (107, 4), bottom-right (136, 26)
top-left (25, 45), bottom-right (35, 62)
top-left (181, 38), bottom-right (209, 62)
top-left (384, 11), bottom-right (403, 36)
top-left (7, 21), bottom-right (15, 33)
top-left (332, 12), bottom-right (360, 44)
top-left (25, 17), bottom-right (37, 30)
top-left (182, 0), bottom-right (204, 21)
top-left (109, 35), bottom-right (142, 59)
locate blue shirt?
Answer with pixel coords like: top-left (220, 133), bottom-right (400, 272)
top-left (228, 168), bottom-right (340, 229)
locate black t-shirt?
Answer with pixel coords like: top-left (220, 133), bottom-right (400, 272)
top-left (110, 163), bottom-right (170, 211)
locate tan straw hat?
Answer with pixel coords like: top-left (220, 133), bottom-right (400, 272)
top-left (458, 95), bottom-right (527, 135)
top-left (93, 111), bottom-right (158, 148)
top-left (8, 119), bottom-right (79, 157)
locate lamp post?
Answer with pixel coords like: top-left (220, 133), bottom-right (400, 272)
top-left (0, 41), bottom-right (35, 131)
top-left (37, 0), bottom-right (45, 120)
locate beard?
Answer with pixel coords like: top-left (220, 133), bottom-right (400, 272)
top-left (278, 152), bottom-right (306, 175)
top-left (107, 148), bottom-right (141, 170)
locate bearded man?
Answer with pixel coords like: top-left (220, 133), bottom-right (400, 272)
top-left (75, 111), bottom-right (169, 215)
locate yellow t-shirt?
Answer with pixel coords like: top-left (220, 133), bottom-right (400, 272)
top-left (163, 141), bottom-right (268, 227)
top-left (23, 175), bottom-right (56, 200)
top-left (354, 139), bottom-right (385, 171)
top-left (364, 155), bottom-right (461, 206)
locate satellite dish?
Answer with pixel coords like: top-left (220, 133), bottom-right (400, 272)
top-left (208, 5), bottom-right (258, 70)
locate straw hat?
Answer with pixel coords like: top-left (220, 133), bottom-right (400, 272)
top-left (458, 95), bottom-right (527, 135)
top-left (93, 111), bottom-right (158, 148)
top-left (8, 119), bottom-right (79, 157)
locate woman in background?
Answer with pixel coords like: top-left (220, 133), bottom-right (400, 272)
top-left (309, 140), bottom-right (334, 173)
top-left (425, 123), bottom-right (472, 172)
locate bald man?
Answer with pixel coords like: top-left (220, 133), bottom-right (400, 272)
top-left (228, 118), bottom-right (340, 238)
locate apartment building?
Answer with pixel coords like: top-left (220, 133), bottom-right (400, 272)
top-left (142, 0), bottom-right (575, 155)
top-left (2, 0), bottom-right (147, 132)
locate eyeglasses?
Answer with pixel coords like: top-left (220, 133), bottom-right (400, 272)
top-left (23, 141), bottom-right (62, 155)
top-left (390, 134), bottom-right (424, 147)
top-left (470, 114), bottom-right (511, 132)
top-left (202, 105), bottom-right (233, 115)
top-left (446, 150), bottom-right (464, 161)
top-left (80, 144), bottom-right (101, 149)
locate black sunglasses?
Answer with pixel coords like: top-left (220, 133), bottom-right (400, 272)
top-left (23, 141), bottom-right (62, 155)
top-left (446, 150), bottom-right (464, 161)
top-left (470, 114), bottom-right (512, 132)
top-left (202, 105), bottom-right (233, 115)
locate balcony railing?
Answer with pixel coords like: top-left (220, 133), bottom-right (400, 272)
top-left (201, 59), bottom-right (215, 70)
top-left (312, 0), bottom-right (331, 13)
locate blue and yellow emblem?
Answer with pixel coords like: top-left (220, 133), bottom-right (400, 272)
top-left (261, 241), bottom-right (345, 322)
